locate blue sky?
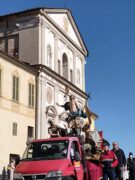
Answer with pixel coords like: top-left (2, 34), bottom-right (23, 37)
top-left (1, 0), bottom-right (135, 156)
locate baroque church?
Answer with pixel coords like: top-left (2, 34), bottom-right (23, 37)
top-left (0, 7), bottom-right (98, 172)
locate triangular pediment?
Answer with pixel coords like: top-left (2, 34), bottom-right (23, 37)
top-left (44, 9), bottom-right (88, 56)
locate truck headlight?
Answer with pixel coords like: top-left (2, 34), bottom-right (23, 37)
top-left (47, 171), bottom-right (62, 177)
top-left (13, 172), bottom-right (23, 179)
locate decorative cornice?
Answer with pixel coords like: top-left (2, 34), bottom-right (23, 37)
top-left (40, 10), bottom-right (88, 57)
top-left (42, 8), bottom-right (89, 56)
top-left (32, 64), bottom-right (88, 100)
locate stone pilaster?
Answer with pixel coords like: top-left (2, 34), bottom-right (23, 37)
top-left (54, 86), bottom-right (59, 124)
top-left (40, 19), bottom-right (47, 65)
top-left (54, 33), bottom-right (58, 73)
top-left (73, 52), bottom-right (77, 84)
top-left (35, 75), bottom-right (41, 139)
top-left (82, 58), bottom-right (86, 91)
top-left (35, 74), bottom-right (47, 139)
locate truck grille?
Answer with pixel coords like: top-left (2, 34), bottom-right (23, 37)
top-left (23, 174), bottom-right (46, 180)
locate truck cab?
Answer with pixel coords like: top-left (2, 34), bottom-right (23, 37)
top-left (14, 137), bottom-right (88, 180)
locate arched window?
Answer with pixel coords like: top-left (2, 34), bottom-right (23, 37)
top-left (62, 53), bottom-right (68, 80)
top-left (47, 45), bottom-right (52, 69)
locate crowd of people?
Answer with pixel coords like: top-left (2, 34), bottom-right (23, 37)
top-left (100, 141), bottom-right (135, 180)
top-left (101, 142), bottom-right (135, 180)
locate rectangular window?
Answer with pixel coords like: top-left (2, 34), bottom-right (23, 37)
top-left (12, 76), bottom-right (19, 102)
top-left (0, 35), bottom-right (19, 58)
top-left (28, 83), bottom-right (34, 107)
top-left (0, 38), bottom-right (6, 52)
top-left (0, 69), bottom-right (1, 96)
top-left (12, 122), bottom-right (17, 136)
top-left (8, 35), bottom-right (19, 58)
top-left (70, 69), bottom-right (73, 83)
top-left (27, 126), bottom-right (34, 138)
top-left (9, 154), bottom-right (20, 165)
top-left (70, 141), bottom-right (80, 160)
top-left (58, 60), bottom-right (61, 75)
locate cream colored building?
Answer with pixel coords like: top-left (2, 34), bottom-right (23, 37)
top-left (0, 7), bottom-right (99, 172)
top-left (0, 51), bottom-right (37, 172)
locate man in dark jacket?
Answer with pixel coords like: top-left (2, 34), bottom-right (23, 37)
top-left (127, 152), bottom-right (135, 180)
top-left (112, 142), bottom-right (126, 180)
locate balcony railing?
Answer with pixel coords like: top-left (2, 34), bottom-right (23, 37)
top-left (8, 49), bottom-right (19, 59)
top-left (0, 48), bottom-right (19, 59)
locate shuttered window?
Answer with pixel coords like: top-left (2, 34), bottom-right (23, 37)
top-left (12, 76), bottom-right (19, 102)
top-left (12, 122), bottom-right (17, 136)
top-left (0, 35), bottom-right (19, 58)
top-left (28, 83), bottom-right (34, 107)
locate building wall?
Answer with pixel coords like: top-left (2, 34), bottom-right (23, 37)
top-left (0, 55), bottom-right (35, 173)
top-left (48, 13), bottom-right (81, 48)
top-left (0, 11), bottom-right (86, 91)
top-left (19, 25), bottom-right (39, 65)
top-left (42, 16), bottom-right (85, 91)
top-left (0, 9), bottom-right (89, 172)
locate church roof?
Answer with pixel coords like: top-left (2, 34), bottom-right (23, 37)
top-left (0, 7), bottom-right (89, 57)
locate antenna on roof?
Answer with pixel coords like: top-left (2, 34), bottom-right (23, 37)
top-left (64, 0), bottom-right (67, 8)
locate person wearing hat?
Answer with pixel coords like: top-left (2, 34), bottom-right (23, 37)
top-left (112, 142), bottom-right (126, 180)
top-left (100, 141), bottom-right (118, 180)
top-left (127, 152), bottom-right (135, 180)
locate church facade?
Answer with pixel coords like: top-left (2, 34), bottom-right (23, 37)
top-left (0, 8), bottom-right (98, 172)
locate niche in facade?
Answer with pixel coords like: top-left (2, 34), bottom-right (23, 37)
top-left (47, 45), bottom-right (52, 69)
top-left (62, 53), bottom-right (68, 80)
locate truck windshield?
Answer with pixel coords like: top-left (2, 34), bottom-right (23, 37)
top-left (22, 140), bottom-right (69, 160)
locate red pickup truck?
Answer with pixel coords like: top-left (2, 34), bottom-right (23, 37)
top-left (14, 136), bottom-right (102, 180)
